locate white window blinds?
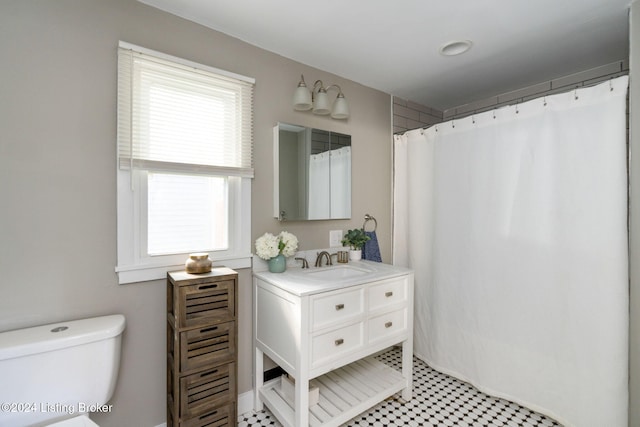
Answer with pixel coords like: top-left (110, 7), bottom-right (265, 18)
top-left (117, 44), bottom-right (254, 177)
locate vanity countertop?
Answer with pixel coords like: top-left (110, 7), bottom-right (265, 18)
top-left (253, 260), bottom-right (413, 296)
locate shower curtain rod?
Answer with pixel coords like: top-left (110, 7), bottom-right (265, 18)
top-left (438, 74), bottom-right (627, 124)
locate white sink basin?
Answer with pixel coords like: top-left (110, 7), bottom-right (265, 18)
top-left (303, 265), bottom-right (370, 280)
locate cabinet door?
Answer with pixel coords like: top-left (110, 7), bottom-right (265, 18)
top-left (181, 402), bottom-right (236, 427)
top-left (180, 321), bottom-right (236, 372)
top-left (311, 322), bottom-right (365, 367)
top-left (179, 363), bottom-right (236, 420)
top-left (367, 308), bottom-right (408, 344)
top-left (368, 277), bottom-right (407, 312)
top-left (178, 280), bottom-right (235, 328)
top-left (311, 287), bottom-right (364, 331)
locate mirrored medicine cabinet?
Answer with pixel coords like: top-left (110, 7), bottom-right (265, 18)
top-left (273, 123), bottom-right (352, 221)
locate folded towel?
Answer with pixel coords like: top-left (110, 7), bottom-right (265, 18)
top-left (362, 230), bottom-right (382, 262)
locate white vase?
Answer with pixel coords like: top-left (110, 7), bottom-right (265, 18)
top-left (349, 249), bottom-right (362, 261)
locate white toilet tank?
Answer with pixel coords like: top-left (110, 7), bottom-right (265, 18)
top-left (0, 315), bottom-right (126, 427)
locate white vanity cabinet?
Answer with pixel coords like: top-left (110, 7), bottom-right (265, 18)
top-left (253, 262), bottom-right (414, 427)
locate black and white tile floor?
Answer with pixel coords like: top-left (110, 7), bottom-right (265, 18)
top-left (238, 348), bottom-right (562, 427)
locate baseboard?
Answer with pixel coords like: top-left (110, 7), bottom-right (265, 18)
top-left (237, 390), bottom-right (254, 416)
top-left (154, 423), bottom-right (167, 427)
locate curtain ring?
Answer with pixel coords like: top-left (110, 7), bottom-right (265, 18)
top-left (472, 115), bottom-right (476, 124)
top-left (574, 88), bottom-right (579, 100)
top-left (543, 97), bottom-right (547, 107)
top-left (610, 79), bottom-right (614, 92)
top-left (452, 120), bottom-right (455, 128)
top-left (515, 104), bottom-right (519, 114)
top-left (493, 110), bottom-right (496, 119)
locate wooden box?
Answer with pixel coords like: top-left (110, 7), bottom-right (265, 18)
top-left (179, 321), bottom-right (236, 372)
top-left (180, 402), bottom-right (236, 427)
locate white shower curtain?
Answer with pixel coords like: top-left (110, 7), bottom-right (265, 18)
top-left (309, 147), bottom-right (352, 219)
top-left (308, 151), bottom-right (330, 219)
top-left (330, 146), bottom-right (351, 218)
top-left (393, 77), bottom-right (629, 426)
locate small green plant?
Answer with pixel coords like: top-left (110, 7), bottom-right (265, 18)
top-left (341, 228), bottom-right (370, 250)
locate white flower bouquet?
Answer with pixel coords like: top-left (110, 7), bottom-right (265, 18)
top-left (255, 231), bottom-right (298, 260)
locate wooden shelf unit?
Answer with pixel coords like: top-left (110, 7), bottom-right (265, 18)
top-left (260, 356), bottom-right (407, 427)
top-left (167, 268), bottom-right (238, 427)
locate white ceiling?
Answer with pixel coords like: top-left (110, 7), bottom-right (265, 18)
top-left (138, 0), bottom-right (630, 111)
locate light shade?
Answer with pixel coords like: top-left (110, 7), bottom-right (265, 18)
top-left (293, 76), bottom-right (312, 110)
top-left (313, 90), bottom-right (331, 115)
top-left (331, 93), bottom-right (349, 119)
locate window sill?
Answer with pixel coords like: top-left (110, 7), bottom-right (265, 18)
top-left (116, 254), bottom-right (252, 284)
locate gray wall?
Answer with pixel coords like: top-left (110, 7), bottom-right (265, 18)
top-left (0, 1), bottom-right (392, 426)
top-left (629, 2), bottom-right (639, 426)
top-left (392, 97), bottom-right (443, 134)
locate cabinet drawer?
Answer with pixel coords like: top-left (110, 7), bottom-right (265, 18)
top-left (311, 322), bottom-right (364, 367)
top-left (177, 280), bottom-right (235, 328)
top-left (311, 287), bottom-right (364, 330)
top-left (179, 363), bottom-right (236, 420)
top-left (368, 278), bottom-right (407, 311)
top-left (180, 321), bottom-right (236, 372)
top-left (181, 402), bottom-right (236, 427)
top-left (368, 308), bottom-right (407, 344)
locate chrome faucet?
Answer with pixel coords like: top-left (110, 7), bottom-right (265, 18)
top-left (314, 251), bottom-right (333, 267)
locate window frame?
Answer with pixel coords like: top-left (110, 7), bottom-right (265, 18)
top-left (115, 42), bottom-right (253, 284)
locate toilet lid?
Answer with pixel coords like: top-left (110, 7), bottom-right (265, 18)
top-left (47, 415), bottom-right (99, 427)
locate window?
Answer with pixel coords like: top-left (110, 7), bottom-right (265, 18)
top-left (115, 42), bottom-right (254, 284)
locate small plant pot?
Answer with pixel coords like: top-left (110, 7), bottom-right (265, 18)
top-left (349, 249), bottom-right (362, 261)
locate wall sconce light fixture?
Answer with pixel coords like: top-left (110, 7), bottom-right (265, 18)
top-left (293, 75), bottom-right (350, 120)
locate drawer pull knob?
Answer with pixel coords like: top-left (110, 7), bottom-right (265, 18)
top-left (199, 284), bottom-right (218, 290)
top-left (335, 338), bottom-right (344, 346)
top-left (335, 304), bottom-right (345, 310)
top-left (385, 321), bottom-right (393, 328)
top-left (385, 291), bottom-right (393, 297)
